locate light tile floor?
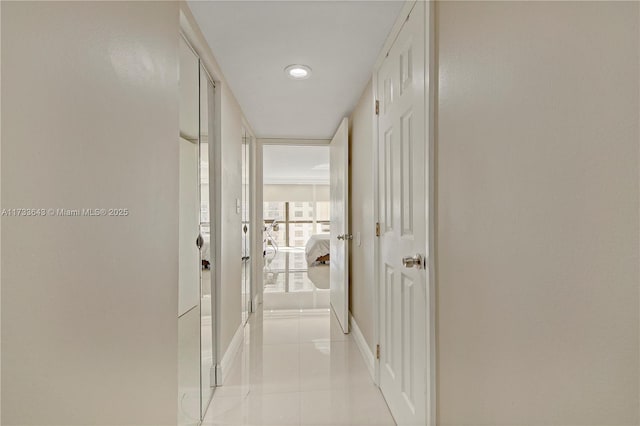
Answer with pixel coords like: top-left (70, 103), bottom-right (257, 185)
top-left (202, 308), bottom-right (396, 426)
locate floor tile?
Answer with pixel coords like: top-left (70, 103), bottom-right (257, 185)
top-left (202, 394), bottom-right (247, 425)
top-left (260, 313), bottom-right (300, 345)
top-left (249, 343), bottom-right (300, 394)
top-left (300, 386), bottom-right (396, 426)
top-left (299, 340), bottom-right (373, 392)
top-left (246, 391), bottom-right (301, 425)
top-left (298, 309), bottom-right (351, 343)
top-left (206, 303), bottom-right (396, 425)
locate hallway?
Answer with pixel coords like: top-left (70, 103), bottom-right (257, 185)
top-left (2, 1), bottom-right (639, 425)
top-left (263, 247), bottom-right (330, 311)
top-left (203, 308), bottom-right (395, 425)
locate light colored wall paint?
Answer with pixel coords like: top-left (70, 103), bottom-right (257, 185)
top-left (180, 2), bottom-right (255, 363)
top-left (263, 184), bottom-right (329, 202)
top-left (253, 142), bottom-right (264, 307)
top-left (348, 79), bottom-right (376, 352)
top-left (218, 85), bottom-right (244, 354)
top-left (436, 2), bottom-right (639, 424)
top-left (1, 2), bottom-right (179, 424)
top-left (263, 145), bottom-right (330, 185)
top-left (0, 2), bottom-right (3, 420)
top-left (247, 130), bottom-right (261, 310)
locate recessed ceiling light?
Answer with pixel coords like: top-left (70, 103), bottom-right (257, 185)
top-left (285, 64), bottom-right (311, 80)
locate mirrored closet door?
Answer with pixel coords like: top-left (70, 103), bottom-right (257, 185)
top-left (178, 35), bottom-right (201, 426)
top-left (199, 62), bottom-right (215, 419)
top-left (178, 34), bottom-right (217, 426)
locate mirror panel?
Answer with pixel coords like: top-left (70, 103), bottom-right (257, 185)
top-left (199, 63), bottom-right (215, 418)
top-left (178, 36), bottom-right (201, 426)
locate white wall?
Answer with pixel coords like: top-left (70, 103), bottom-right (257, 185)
top-left (436, 2), bottom-right (639, 424)
top-left (348, 80), bottom-right (376, 352)
top-left (1, 2), bottom-right (179, 424)
top-left (1, 2), bottom-right (3, 420)
top-left (219, 85), bottom-right (244, 352)
top-left (263, 184), bottom-right (329, 202)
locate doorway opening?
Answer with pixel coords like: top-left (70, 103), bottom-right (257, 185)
top-left (262, 145), bottom-right (331, 311)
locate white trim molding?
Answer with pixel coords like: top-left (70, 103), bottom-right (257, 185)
top-left (425, 2), bottom-right (437, 424)
top-left (349, 313), bottom-right (375, 381)
top-left (373, 1), bottom-right (418, 71)
top-left (257, 138), bottom-right (331, 146)
top-left (216, 324), bottom-right (244, 385)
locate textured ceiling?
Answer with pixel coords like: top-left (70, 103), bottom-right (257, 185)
top-left (188, 1), bottom-right (404, 139)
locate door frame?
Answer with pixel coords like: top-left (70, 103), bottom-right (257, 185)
top-left (329, 118), bottom-right (350, 334)
top-left (371, 1), bottom-right (437, 425)
top-left (242, 121), bottom-right (260, 314)
top-left (254, 138), bottom-right (331, 310)
top-left (241, 123), bottom-right (256, 318)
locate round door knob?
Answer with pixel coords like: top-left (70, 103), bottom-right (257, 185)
top-left (402, 254), bottom-right (424, 269)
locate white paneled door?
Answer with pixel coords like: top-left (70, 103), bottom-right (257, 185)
top-left (330, 118), bottom-right (350, 333)
top-left (377, 2), bottom-right (428, 425)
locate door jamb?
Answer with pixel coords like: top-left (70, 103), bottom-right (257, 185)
top-left (241, 123), bottom-right (257, 317)
top-left (425, 2), bottom-right (437, 424)
top-left (241, 121), bottom-right (260, 313)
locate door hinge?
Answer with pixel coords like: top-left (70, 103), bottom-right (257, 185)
top-left (375, 100), bottom-right (380, 115)
top-left (375, 222), bottom-right (381, 237)
top-left (376, 344), bottom-right (381, 360)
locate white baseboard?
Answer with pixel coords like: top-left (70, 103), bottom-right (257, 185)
top-left (216, 323), bottom-right (244, 385)
top-left (349, 313), bottom-right (375, 381)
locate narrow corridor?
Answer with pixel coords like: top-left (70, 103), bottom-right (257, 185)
top-left (202, 308), bottom-right (395, 425)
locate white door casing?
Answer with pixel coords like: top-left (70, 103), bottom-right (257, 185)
top-left (377, 2), bottom-right (428, 425)
top-left (330, 117), bottom-right (350, 334)
top-left (241, 128), bottom-right (252, 325)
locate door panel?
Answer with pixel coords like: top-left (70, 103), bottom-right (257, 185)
top-left (330, 118), bottom-right (350, 333)
top-left (377, 2), bottom-right (427, 424)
